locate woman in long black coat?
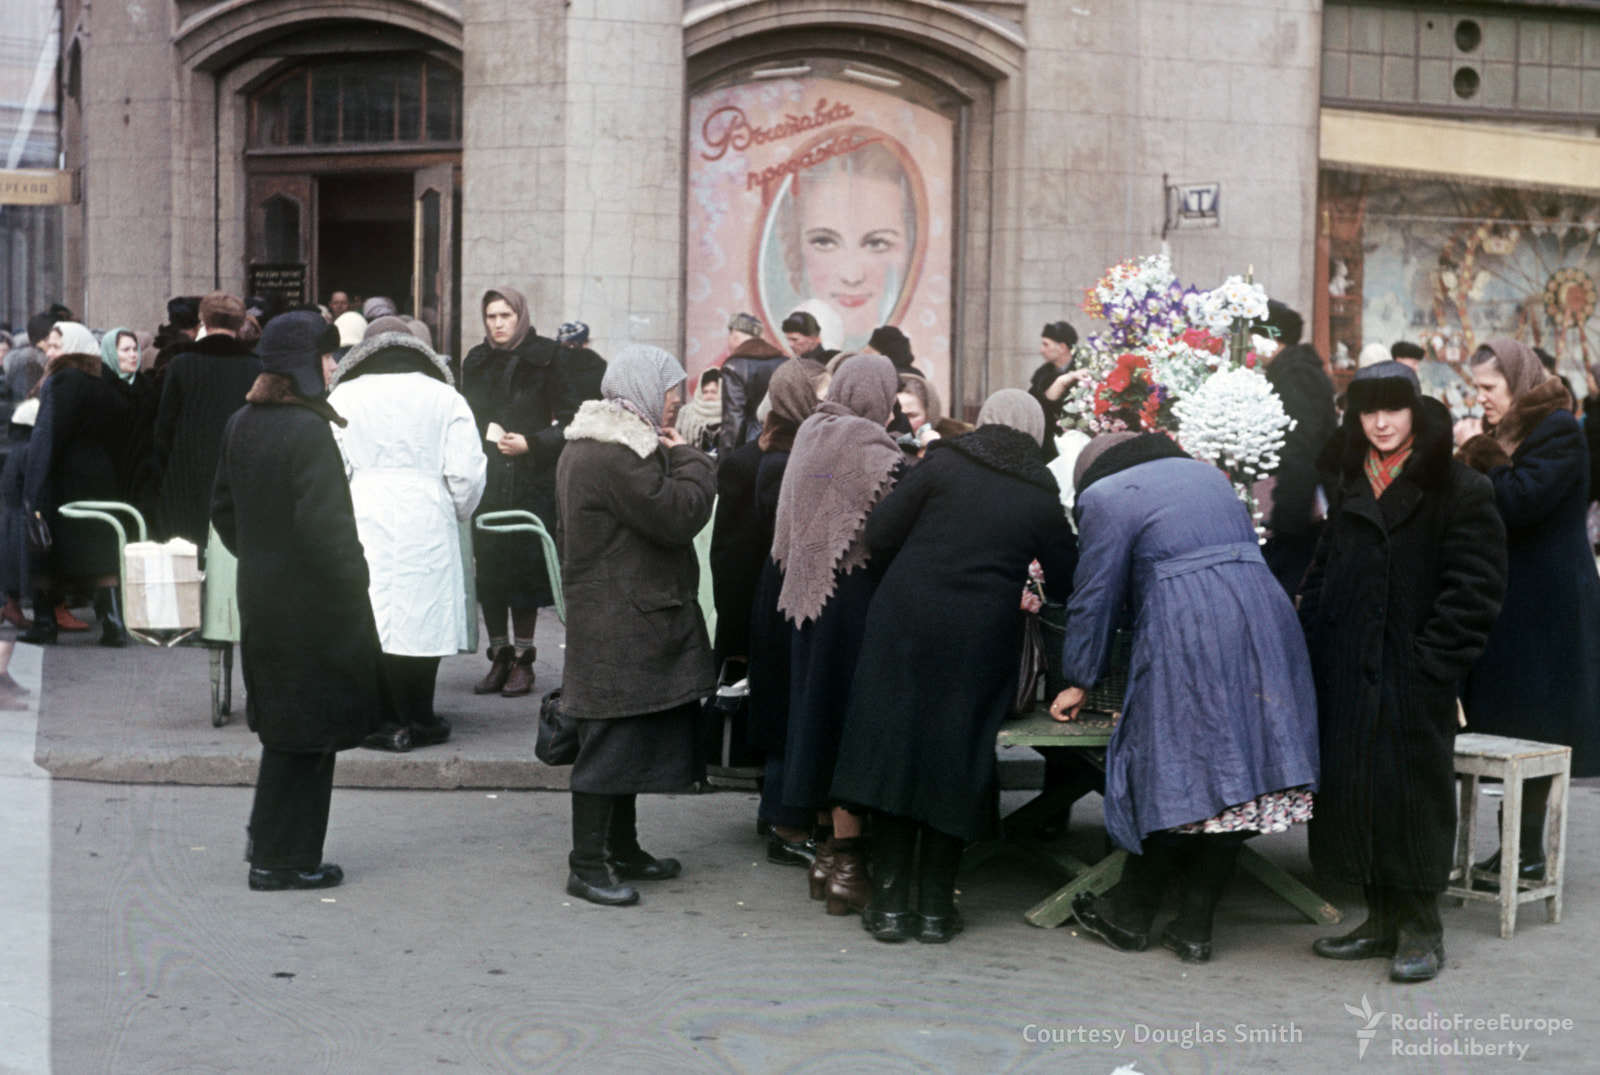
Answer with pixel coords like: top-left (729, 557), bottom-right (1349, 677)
top-left (101, 327), bottom-right (162, 537)
top-left (1456, 337), bottom-right (1600, 880)
top-left (556, 344), bottom-right (717, 908)
top-left (771, 354), bottom-right (904, 916)
top-left (1301, 362), bottom-right (1506, 984)
top-left (459, 287), bottom-right (572, 698)
top-left (20, 322), bottom-right (132, 646)
top-left (210, 311), bottom-right (384, 891)
top-left (832, 390), bottom-right (1077, 943)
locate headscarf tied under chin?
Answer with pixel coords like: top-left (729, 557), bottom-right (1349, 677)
top-left (977, 388), bottom-right (1046, 447)
top-left (771, 353), bottom-right (902, 625)
top-left (482, 286), bottom-right (532, 352)
top-left (99, 327), bottom-right (137, 384)
top-left (601, 343), bottom-right (686, 428)
top-left (52, 321), bottom-right (99, 358)
top-left (758, 357), bottom-right (826, 453)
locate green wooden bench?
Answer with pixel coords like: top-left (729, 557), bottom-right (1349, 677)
top-left (981, 709), bottom-right (1342, 929)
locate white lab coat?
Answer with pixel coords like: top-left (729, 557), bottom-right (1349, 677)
top-left (331, 371), bottom-right (486, 656)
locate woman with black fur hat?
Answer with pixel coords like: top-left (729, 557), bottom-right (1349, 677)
top-left (1301, 361), bottom-right (1506, 983)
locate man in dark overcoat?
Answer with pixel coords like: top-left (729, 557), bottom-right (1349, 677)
top-left (1257, 301), bottom-right (1337, 595)
top-left (211, 311), bottom-right (384, 891)
top-left (1299, 363), bottom-right (1507, 982)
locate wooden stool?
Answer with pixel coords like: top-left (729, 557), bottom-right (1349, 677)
top-left (1448, 733), bottom-right (1571, 939)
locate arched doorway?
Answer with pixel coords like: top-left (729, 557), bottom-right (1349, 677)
top-left (243, 52), bottom-right (461, 344)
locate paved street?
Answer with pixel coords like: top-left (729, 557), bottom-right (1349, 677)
top-left (5, 624), bottom-right (1599, 1073)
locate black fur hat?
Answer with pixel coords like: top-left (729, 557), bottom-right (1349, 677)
top-left (1346, 360), bottom-right (1422, 413)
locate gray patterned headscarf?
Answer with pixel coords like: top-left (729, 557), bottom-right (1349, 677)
top-left (601, 344), bottom-right (687, 427)
top-left (977, 388), bottom-right (1046, 447)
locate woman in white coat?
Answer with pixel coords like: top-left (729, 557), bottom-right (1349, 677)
top-left (329, 328), bottom-right (487, 751)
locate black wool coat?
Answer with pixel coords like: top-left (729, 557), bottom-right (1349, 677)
top-left (1300, 402), bottom-right (1506, 891)
top-left (717, 338), bottom-right (785, 453)
top-left (211, 375), bottom-right (384, 753)
top-left (830, 427), bottom-right (1079, 840)
top-left (555, 402), bottom-right (718, 720)
top-left (460, 334), bottom-right (572, 606)
top-left (23, 357), bottom-right (133, 578)
top-left (709, 439), bottom-right (765, 660)
top-left (114, 371), bottom-right (161, 532)
top-left (1460, 384), bottom-right (1600, 776)
top-left (151, 334), bottom-right (262, 545)
top-left (744, 449), bottom-right (794, 753)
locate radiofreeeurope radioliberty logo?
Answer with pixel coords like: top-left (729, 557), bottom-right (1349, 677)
top-left (1344, 995), bottom-right (1386, 1060)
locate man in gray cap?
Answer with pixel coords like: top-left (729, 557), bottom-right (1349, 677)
top-left (718, 312), bottom-right (785, 453)
top-left (212, 311), bottom-right (385, 892)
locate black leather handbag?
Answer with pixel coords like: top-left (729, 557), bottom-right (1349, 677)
top-left (535, 688), bottom-right (579, 766)
top-left (24, 502), bottom-right (51, 555)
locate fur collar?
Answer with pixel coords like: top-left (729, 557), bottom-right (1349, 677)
top-left (330, 332), bottom-right (453, 389)
top-left (42, 351), bottom-right (102, 381)
top-left (245, 373), bottom-right (348, 427)
top-left (1323, 396), bottom-right (1452, 491)
top-left (564, 398), bottom-right (659, 459)
top-left (1077, 433), bottom-right (1190, 497)
top-left (936, 425), bottom-right (1058, 493)
top-left (1489, 378), bottom-right (1571, 455)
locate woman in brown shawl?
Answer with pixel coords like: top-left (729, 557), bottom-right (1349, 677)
top-left (458, 287), bottom-right (572, 699)
top-left (771, 353), bottom-right (903, 915)
top-left (729, 359), bottom-right (828, 865)
top-left (1457, 337), bottom-right (1600, 884)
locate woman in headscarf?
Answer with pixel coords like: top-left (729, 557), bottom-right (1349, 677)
top-left (101, 327), bottom-right (161, 531)
top-left (555, 321), bottom-right (606, 406)
top-left (1302, 362), bottom-right (1506, 984)
top-left (555, 343), bottom-right (716, 907)
top-left (771, 353), bottom-right (904, 916)
top-left (719, 358), bottom-right (827, 865)
top-left (329, 328), bottom-right (487, 753)
top-left (674, 367), bottom-right (722, 453)
top-left (459, 287), bottom-right (573, 699)
top-left (831, 389), bottom-right (1078, 942)
top-left (1050, 432), bottom-right (1319, 964)
top-left (19, 323), bottom-right (133, 645)
top-left (1456, 337), bottom-right (1600, 885)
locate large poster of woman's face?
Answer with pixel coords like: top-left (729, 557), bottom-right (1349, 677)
top-left (687, 69), bottom-right (954, 397)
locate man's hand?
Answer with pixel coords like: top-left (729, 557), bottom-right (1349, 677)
top-left (1044, 369), bottom-right (1085, 402)
top-left (1049, 686), bottom-right (1086, 722)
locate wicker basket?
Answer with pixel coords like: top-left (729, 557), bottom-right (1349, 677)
top-left (1039, 604), bottom-right (1132, 716)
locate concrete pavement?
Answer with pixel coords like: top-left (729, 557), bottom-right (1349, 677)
top-left (9, 621), bottom-right (1600, 1072)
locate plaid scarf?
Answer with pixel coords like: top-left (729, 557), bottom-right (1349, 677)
top-left (1364, 436), bottom-right (1415, 500)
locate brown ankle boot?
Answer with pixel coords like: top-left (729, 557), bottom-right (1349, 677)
top-left (473, 646), bottom-right (515, 695)
top-left (501, 648), bottom-right (537, 697)
top-left (808, 831), bottom-right (835, 900)
top-left (824, 837), bottom-right (871, 916)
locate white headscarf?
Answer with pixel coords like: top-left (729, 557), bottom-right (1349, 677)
top-left (52, 321), bottom-right (99, 357)
top-left (601, 344), bottom-right (686, 427)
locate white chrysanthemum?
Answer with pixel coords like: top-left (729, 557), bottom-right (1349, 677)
top-left (1173, 367), bottom-right (1294, 486)
top-left (1185, 276), bottom-right (1270, 332)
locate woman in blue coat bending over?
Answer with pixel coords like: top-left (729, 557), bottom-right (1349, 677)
top-left (1050, 432), bottom-right (1319, 963)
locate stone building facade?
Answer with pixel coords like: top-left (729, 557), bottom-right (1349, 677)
top-left (39, 1), bottom-right (1329, 410)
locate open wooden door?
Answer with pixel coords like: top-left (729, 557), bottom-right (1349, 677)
top-left (246, 174), bottom-right (314, 304)
top-left (413, 162), bottom-right (454, 354)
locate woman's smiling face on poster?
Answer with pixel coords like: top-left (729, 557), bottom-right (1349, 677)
top-left (800, 175), bottom-right (909, 341)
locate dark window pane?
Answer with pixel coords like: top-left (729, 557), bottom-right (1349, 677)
top-left (283, 73), bottom-right (307, 144)
top-left (398, 65), bottom-right (422, 141)
top-left (427, 66), bottom-right (458, 142)
top-left (263, 195), bottom-right (300, 263)
top-left (420, 188), bottom-right (441, 313)
top-left (312, 67), bottom-right (339, 143)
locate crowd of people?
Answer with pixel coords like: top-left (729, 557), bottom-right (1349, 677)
top-left (7, 288), bottom-right (1598, 989)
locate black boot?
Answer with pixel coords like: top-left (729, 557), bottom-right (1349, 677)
top-left (1160, 836), bottom-right (1242, 963)
top-left (19, 590), bottom-right (57, 645)
top-left (93, 587), bottom-right (128, 647)
top-left (1072, 839), bottom-right (1181, 952)
top-left (862, 813), bottom-right (918, 942)
top-left (1389, 889), bottom-right (1445, 983)
top-left (567, 791), bottom-right (639, 905)
top-left (1312, 883), bottom-right (1397, 960)
top-left (915, 825), bottom-right (966, 944)
top-left (607, 793), bottom-right (681, 881)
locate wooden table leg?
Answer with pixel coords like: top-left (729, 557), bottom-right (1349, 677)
top-left (1236, 845), bottom-right (1344, 925)
top-left (1024, 849), bottom-right (1126, 928)
top-left (1500, 765), bottom-right (1523, 940)
top-left (1546, 767), bottom-right (1568, 925)
top-left (1453, 772), bottom-right (1479, 906)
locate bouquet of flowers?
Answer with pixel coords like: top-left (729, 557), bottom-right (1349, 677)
top-left (1172, 367), bottom-right (1293, 490)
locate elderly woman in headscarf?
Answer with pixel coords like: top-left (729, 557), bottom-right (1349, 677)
top-left (1456, 337), bottom-right (1600, 885)
top-left (1049, 432), bottom-right (1319, 964)
top-left (20, 322), bottom-right (133, 645)
top-left (770, 353), bottom-right (904, 916)
top-left (674, 367), bottom-right (723, 453)
top-left (719, 358), bottom-right (827, 865)
top-left (830, 389), bottom-right (1078, 942)
top-left (459, 287), bottom-right (573, 699)
top-left (555, 343), bottom-right (717, 907)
